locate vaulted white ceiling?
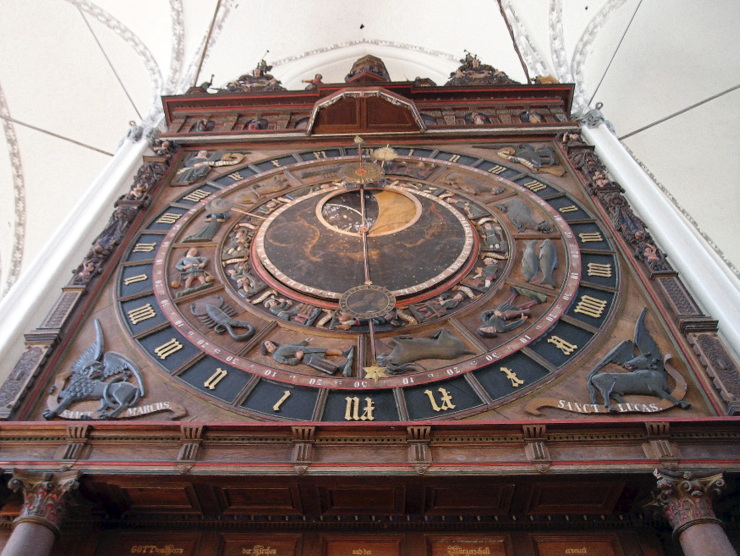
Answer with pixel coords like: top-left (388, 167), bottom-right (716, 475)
top-left (1, 0), bottom-right (738, 303)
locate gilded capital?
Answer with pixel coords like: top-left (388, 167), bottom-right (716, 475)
top-left (650, 468), bottom-right (726, 538)
top-left (7, 469), bottom-right (80, 537)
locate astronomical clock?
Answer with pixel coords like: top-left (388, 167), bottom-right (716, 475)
top-left (1, 55), bottom-right (737, 556)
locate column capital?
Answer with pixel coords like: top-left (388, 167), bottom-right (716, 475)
top-left (7, 469), bottom-right (80, 538)
top-left (650, 468), bottom-right (727, 538)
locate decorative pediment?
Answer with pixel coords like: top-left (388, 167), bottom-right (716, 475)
top-left (307, 87), bottom-right (424, 135)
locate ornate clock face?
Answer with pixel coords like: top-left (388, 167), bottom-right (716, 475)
top-left (117, 147), bottom-right (619, 422)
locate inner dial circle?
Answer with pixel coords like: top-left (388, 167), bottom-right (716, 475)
top-left (318, 189), bottom-right (421, 236)
top-left (252, 184), bottom-right (475, 301)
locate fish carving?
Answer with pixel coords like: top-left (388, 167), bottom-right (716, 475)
top-left (521, 240), bottom-right (538, 282)
top-left (538, 239), bottom-right (558, 288)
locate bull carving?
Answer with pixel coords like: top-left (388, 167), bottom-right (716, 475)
top-left (586, 308), bottom-right (690, 412)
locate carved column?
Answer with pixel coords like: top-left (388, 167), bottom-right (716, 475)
top-left (650, 468), bottom-right (736, 556)
top-left (1, 470), bottom-right (80, 556)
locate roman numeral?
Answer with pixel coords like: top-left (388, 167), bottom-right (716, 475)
top-left (123, 273), bottom-right (148, 286)
top-left (423, 388), bottom-right (456, 412)
top-left (448, 154), bottom-right (461, 163)
top-left (587, 262), bottom-right (612, 277)
top-left (558, 205), bottom-right (578, 213)
top-left (579, 232), bottom-right (603, 243)
top-left (344, 396), bottom-right (375, 421)
top-left (203, 368), bottom-right (228, 390)
top-left (227, 171), bottom-right (244, 180)
top-left (574, 295), bottom-right (608, 318)
top-left (273, 390), bottom-right (291, 411)
top-left (154, 338), bottom-right (183, 360)
top-left (499, 366), bottom-right (525, 387)
top-left (133, 242), bottom-right (157, 253)
top-left (156, 212), bottom-right (182, 224)
top-left (547, 335), bottom-right (578, 356)
top-left (127, 303), bottom-right (156, 325)
top-left (487, 165), bottom-right (506, 175)
top-left (183, 189), bottom-right (210, 202)
top-left (522, 179), bottom-right (546, 192)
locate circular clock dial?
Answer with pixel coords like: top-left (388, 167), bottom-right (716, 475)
top-left (253, 184), bottom-right (474, 300)
top-left (119, 147), bottom-right (619, 422)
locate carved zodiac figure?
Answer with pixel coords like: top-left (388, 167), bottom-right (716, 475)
top-left (172, 150), bottom-right (245, 185)
top-left (495, 198), bottom-right (553, 233)
top-left (537, 239), bottom-right (558, 288)
top-left (261, 340), bottom-right (354, 376)
top-left (586, 308), bottom-right (691, 412)
top-left (172, 248), bottom-right (213, 292)
top-left (496, 145), bottom-right (564, 176)
top-left (190, 296), bottom-right (254, 341)
top-left (377, 329), bottom-right (473, 375)
top-left (44, 320), bottom-right (144, 420)
top-left (184, 199), bottom-right (232, 242)
top-left (477, 286), bottom-right (547, 338)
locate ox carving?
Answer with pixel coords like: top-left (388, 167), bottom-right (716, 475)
top-left (587, 308), bottom-right (690, 412)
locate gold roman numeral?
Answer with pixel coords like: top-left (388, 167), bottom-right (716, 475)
top-left (423, 388), bottom-right (456, 412)
top-left (574, 295), bottom-right (608, 318)
top-left (156, 212), bottom-right (182, 224)
top-left (547, 335), bottom-right (578, 356)
top-left (522, 179), bottom-right (546, 192)
top-left (344, 397), bottom-right (375, 421)
top-left (123, 273), bottom-right (148, 286)
top-left (153, 338), bottom-right (183, 360)
top-left (587, 262), bottom-right (612, 277)
top-left (273, 391), bottom-right (291, 411)
top-left (487, 165), bottom-right (506, 175)
top-left (579, 232), bottom-right (603, 243)
top-left (448, 154), bottom-right (461, 163)
top-left (204, 368), bottom-right (228, 390)
top-left (499, 367), bottom-right (525, 387)
top-left (127, 303), bottom-right (156, 325)
top-left (558, 205), bottom-right (578, 213)
top-left (183, 189), bottom-right (210, 202)
top-left (227, 171), bottom-right (244, 181)
top-left (133, 242), bottom-right (157, 253)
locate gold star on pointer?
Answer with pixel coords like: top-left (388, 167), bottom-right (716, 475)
top-left (363, 364), bottom-right (388, 382)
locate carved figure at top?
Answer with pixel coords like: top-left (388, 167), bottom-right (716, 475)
top-left (44, 320), bottom-right (144, 420)
top-left (345, 55), bottom-right (391, 83)
top-left (302, 73), bottom-right (323, 90)
top-left (172, 151), bottom-right (245, 186)
top-left (587, 308), bottom-right (691, 411)
top-left (445, 52), bottom-right (519, 86)
top-left (223, 59), bottom-right (285, 92)
top-left (496, 145), bottom-right (565, 177)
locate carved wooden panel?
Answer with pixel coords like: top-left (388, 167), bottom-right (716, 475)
top-left (425, 484), bottom-right (515, 514)
top-left (531, 534), bottom-right (624, 556)
top-left (220, 535), bottom-right (300, 556)
top-left (323, 536), bottom-right (402, 556)
top-left (220, 485), bottom-right (302, 514)
top-left (319, 486), bottom-right (405, 514)
top-left (524, 481), bottom-right (624, 514)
